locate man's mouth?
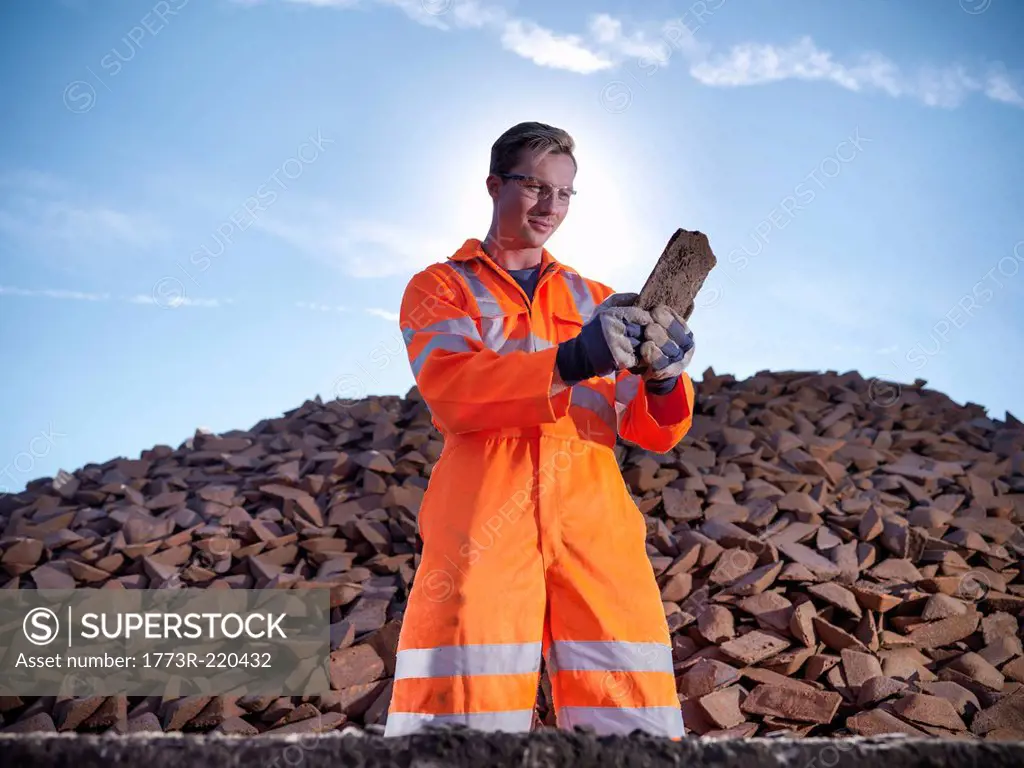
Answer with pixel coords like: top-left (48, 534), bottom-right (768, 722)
top-left (528, 218), bottom-right (553, 232)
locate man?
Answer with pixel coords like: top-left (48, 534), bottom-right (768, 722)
top-left (385, 122), bottom-right (696, 739)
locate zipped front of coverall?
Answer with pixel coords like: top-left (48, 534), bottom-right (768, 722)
top-left (460, 249), bottom-right (561, 575)
top-left (385, 238), bottom-right (696, 738)
top-left (466, 250), bottom-right (571, 588)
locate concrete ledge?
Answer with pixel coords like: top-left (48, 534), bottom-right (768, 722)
top-left (2, 731), bottom-right (1024, 768)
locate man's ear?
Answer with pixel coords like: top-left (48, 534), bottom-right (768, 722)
top-left (485, 174), bottom-right (501, 201)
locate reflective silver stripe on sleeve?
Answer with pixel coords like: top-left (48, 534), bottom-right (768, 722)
top-left (404, 317), bottom-right (482, 346)
top-left (449, 261), bottom-right (503, 316)
top-left (479, 316), bottom-right (508, 350)
top-left (561, 271), bottom-right (597, 321)
top-left (570, 385), bottom-right (616, 433)
top-left (448, 262), bottom-right (509, 349)
top-left (410, 335), bottom-right (474, 376)
top-left (615, 372), bottom-right (642, 406)
top-left (497, 333), bottom-right (556, 354)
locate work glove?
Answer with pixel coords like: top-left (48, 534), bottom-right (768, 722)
top-left (555, 292), bottom-right (651, 384)
top-left (637, 305), bottom-right (695, 395)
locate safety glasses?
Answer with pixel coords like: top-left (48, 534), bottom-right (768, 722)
top-left (497, 173), bottom-right (577, 205)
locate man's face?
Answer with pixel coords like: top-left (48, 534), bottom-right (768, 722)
top-left (487, 148), bottom-right (576, 250)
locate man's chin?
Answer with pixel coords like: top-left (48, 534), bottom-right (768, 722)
top-left (522, 226), bottom-right (554, 248)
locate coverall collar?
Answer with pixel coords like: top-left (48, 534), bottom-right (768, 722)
top-left (450, 238), bottom-right (563, 275)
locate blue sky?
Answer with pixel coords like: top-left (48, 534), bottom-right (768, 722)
top-left (1, 0), bottom-right (1022, 492)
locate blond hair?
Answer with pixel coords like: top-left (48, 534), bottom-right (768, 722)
top-left (489, 122), bottom-right (577, 176)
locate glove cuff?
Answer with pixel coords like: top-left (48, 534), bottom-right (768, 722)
top-left (645, 376), bottom-right (679, 396)
top-left (557, 321), bottom-right (617, 384)
top-left (579, 317), bottom-right (616, 375)
top-left (556, 337), bottom-right (594, 384)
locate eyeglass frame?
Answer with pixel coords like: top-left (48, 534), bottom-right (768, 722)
top-left (496, 173), bottom-right (577, 205)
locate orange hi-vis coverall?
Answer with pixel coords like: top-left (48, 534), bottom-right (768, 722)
top-left (384, 238), bottom-right (696, 738)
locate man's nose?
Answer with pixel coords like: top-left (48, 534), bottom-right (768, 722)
top-left (531, 196), bottom-right (556, 215)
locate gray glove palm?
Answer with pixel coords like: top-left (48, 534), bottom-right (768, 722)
top-left (638, 305), bottom-right (695, 392)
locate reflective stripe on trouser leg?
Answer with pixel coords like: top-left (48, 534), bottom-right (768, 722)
top-left (546, 641), bottom-right (683, 737)
top-left (385, 643), bottom-right (542, 736)
top-left (383, 440), bottom-right (546, 736)
top-left (543, 440), bottom-right (685, 738)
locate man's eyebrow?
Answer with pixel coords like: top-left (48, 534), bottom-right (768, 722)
top-left (525, 175), bottom-right (574, 188)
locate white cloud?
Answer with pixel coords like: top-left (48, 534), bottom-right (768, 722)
top-left (246, 1), bottom-right (663, 75)
top-left (589, 14), bottom-right (705, 63)
top-left (365, 307), bottom-right (400, 321)
top-left (285, 0), bottom-right (358, 5)
top-left (0, 286), bottom-right (383, 314)
top-left (500, 20), bottom-right (611, 75)
top-left (0, 285), bottom-right (111, 301)
top-left (691, 38), bottom-right (879, 90)
top-left (689, 36), bottom-right (1021, 109)
top-left (984, 70), bottom-right (1024, 107)
top-left (127, 294), bottom-right (227, 308)
top-left (52, 203), bottom-right (160, 245)
top-left (0, 285), bottom-right (228, 308)
top-left (0, 174), bottom-right (164, 248)
top-left (294, 301), bottom-right (398, 318)
top-left (237, 2), bottom-right (1023, 109)
top-left (445, 0), bottom-right (504, 29)
top-left (0, 201), bottom-right (162, 247)
top-left (232, 0), bottom-right (358, 5)
top-left (254, 205), bottom-right (459, 278)
top-left (296, 300), bottom-right (349, 311)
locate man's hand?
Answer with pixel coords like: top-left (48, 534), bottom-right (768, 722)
top-left (637, 305), bottom-right (695, 395)
top-left (555, 292), bottom-right (651, 385)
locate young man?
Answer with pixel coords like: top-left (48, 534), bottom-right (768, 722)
top-left (385, 122), bottom-right (697, 738)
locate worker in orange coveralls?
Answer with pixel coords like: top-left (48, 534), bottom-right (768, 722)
top-left (385, 122), bottom-right (697, 739)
